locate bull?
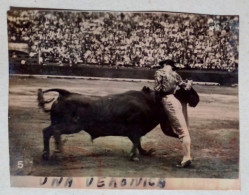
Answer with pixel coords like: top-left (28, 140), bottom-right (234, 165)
top-left (37, 85), bottom-right (199, 161)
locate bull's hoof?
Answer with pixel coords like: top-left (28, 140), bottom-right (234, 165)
top-left (147, 148), bottom-right (156, 155)
top-left (42, 152), bottom-right (49, 160)
top-left (140, 148), bottom-right (156, 156)
top-left (51, 152), bottom-right (63, 161)
top-left (53, 149), bottom-right (62, 153)
top-left (130, 156), bottom-right (140, 161)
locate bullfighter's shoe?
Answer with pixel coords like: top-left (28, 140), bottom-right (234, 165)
top-left (176, 159), bottom-right (192, 168)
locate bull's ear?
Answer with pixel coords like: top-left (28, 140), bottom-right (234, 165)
top-left (142, 86), bottom-right (151, 93)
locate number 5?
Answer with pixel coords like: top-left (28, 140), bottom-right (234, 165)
top-left (18, 161), bottom-right (23, 169)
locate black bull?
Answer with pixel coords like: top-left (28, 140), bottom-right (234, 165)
top-left (38, 86), bottom-right (199, 160)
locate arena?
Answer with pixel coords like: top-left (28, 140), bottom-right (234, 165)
top-left (9, 76), bottom-right (239, 178)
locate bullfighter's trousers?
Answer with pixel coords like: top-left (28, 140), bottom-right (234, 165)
top-left (161, 94), bottom-right (192, 161)
top-left (161, 94), bottom-right (190, 140)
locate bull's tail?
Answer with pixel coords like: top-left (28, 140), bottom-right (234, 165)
top-left (42, 88), bottom-right (71, 96)
top-left (37, 88), bottom-right (71, 113)
top-left (37, 89), bottom-right (54, 112)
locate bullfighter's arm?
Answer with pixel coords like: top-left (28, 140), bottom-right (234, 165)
top-left (176, 73), bottom-right (191, 91)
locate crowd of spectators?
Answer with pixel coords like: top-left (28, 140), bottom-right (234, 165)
top-left (7, 10), bottom-right (239, 71)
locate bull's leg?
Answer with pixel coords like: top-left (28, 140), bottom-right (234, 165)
top-left (42, 126), bottom-right (53, 160)
top-left (128, 136), bottom-right (140, 161)
top-left (42, 123), bottom-right (82, 160)
top-left (138, 141), bottom-right (155, 156)
top-left (53, 130), bottom-right (62, 153)
top-left (130, 145), bottom-right (139, 161)
top-left (42, 124), bottom-right (66, 160)
top-left (52, 123), bottom-right (82, 154)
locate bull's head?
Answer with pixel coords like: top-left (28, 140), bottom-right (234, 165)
top-left (142, 85), bottom-right (199, 107)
